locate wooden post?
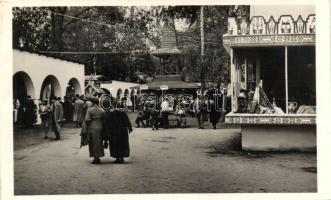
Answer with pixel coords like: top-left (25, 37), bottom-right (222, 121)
top-left (285, 46), bottom-right (288, 114)
top-left (256, 53), bottom-right (260, 85)
top-left (200, 6), bottom-right (204, 57)
top-left (230, 48), bottom-right (236, 113)
top-left (200, 6), bottom-right (205, 94)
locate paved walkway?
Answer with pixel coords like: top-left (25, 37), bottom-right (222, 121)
top-left (14, 121), bottom-right (316, 194)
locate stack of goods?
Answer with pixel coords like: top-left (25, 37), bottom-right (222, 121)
top-left (237, 82), bottom-right (284, 114)
top-left (296, 105), bottom-right (316, 114)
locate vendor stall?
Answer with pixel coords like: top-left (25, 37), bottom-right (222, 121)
top-left (223, 10), bottom-right (316, 151)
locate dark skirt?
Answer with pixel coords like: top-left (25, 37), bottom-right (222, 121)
top-left (110, 127), bottom-right (130, 158)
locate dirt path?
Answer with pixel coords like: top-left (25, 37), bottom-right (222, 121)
top-left (14, 124), bottom-right (316, 194)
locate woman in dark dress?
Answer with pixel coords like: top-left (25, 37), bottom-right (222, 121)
top-left (104, 107), bottom-right (133, 164)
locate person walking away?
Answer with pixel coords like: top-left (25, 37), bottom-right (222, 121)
top-left (50, 97), bottom-right (63, 140)
top-left (104, 107), bottom-right (133, 164)
top-left (39, 99), bottom-right (50, 139)
top-left (209, 100), bottom-right (220, 129)
top-left (73, 95), bottom-right (85, 128)
top-left (85, 97), bottom-right (105, 164)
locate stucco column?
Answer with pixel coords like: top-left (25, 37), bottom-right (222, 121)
top-left (34, 81), bottom-right (42, 125)
top-left (34, 99), bottom-right (41, 125)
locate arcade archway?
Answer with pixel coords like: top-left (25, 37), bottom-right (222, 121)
top-left (124, 89), bottom-right (129, 97)
top-left (66, 78), bottom-right (82, 97)
top-left (130, 89), bottom-right (135, 99)
top-left (40, 75), bottom-right (62, 101)
top-left (117, 88), bottom-right (122, 99)
top-left (13, 71), bottom-right (36, 102)
top-left (101, 88), bottom-right (111, 96)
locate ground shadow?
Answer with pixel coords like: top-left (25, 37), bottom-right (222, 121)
top-left (204, 132), bottom-right (316, 159)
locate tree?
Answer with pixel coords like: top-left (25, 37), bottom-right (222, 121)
top-left (13, 7), bottom-right (52, 50)
top-left (12, 6), bottom-right (249, 84)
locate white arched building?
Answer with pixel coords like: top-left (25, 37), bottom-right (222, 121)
top-left (100, 80), bottom-right (140, 99)
top-left (13, 49), bottom-right (85, 123)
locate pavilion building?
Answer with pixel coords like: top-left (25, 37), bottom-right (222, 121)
top-left (131, 17), bottom-right (199, 99)
top-left (222, 5), bottom-right (316, 151)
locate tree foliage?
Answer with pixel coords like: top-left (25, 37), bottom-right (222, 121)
top-left (12, 5), bottom-right (249, 85)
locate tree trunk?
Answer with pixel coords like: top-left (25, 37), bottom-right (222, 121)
top-left (50, 7), bottom-right (67, 51)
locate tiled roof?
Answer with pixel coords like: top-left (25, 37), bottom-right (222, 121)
top-left (151, 17), bottom-right (181, 56)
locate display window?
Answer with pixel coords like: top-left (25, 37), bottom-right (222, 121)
top-left (232, 46), bottom-right (316, 115)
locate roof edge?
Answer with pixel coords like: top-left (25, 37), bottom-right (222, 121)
top-left (13, 47), bottom-right (86, 65)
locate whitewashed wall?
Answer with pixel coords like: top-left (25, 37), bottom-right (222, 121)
top-left (13, 50), bottom-right (85, 124)
top-left (13, 50), bottom-right (85, 99)
top-left (100, 80), bottom-right (139, 98)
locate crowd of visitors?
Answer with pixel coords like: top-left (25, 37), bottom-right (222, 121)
top-left (14, 89), bottom-right (230, 165)
top-left (132, 92), bottom-right (229, 130)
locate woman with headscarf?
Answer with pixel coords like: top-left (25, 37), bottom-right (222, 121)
top-left (85, 97), bottom-right (105, 164)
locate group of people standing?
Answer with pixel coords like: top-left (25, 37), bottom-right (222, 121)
top-left (135, 97), bottom-right (177, 130)
top-left (134, 94), bottom-right (226, 130)
top-left (13, 95), bottom-right (37, 128)
top-left (80, 97), bottom-right (133, 164)
top-left (37, 94), bottom-right (97, 140)
top-left (38, 97), bottom-right (64, 140)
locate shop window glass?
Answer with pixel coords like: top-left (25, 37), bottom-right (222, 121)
top-left (288, 46), bottom-right (316, 114)
top-left (235, 48), bottom-right (286, 114)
